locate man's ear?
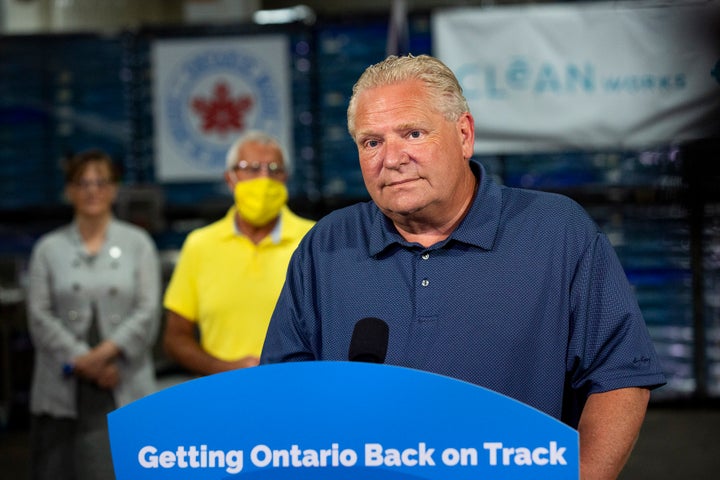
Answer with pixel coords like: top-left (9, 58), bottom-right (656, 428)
top-left (458, 112), bottom-right (475, 159)
top-left (224, 170), bottom-right (236, 193)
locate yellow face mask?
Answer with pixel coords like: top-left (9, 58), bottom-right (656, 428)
top-left (233, 177), bottom-right (288, 227)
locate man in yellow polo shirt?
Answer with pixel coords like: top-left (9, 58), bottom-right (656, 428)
top-left (162, 131), bottom-right (315, 375)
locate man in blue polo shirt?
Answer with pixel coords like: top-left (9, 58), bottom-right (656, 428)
top-left (261, 54), bottom-right (665, 479)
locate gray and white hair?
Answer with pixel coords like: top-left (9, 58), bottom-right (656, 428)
top-left (347, 54), bottom-right (470, 139)
top-left (225, 130), bottom-right (292, 176)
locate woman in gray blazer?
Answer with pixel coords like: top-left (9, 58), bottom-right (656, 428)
top-left (27, 149), bottom-right (161, 480)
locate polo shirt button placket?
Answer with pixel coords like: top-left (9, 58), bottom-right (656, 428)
top-left (420, 252), bottom-right (430, 287)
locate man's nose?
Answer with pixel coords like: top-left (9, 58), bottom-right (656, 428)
top-left (383, 138), bottom-right (409, 168)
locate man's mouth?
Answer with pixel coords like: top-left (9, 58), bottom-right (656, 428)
top-left (385, 177), bottom-right (419, 188)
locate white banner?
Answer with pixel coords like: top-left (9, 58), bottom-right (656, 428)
top-left (433, 2), bottom-right (720, 153)
top-left (153, 35), bottom-right (291, 181)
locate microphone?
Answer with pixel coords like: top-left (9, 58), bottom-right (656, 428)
top-left (348, 317), bottom-right (389, 364)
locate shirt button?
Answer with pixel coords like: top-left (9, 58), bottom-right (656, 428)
top-left (421, 279), bottom-right (429, 287)
top-left (421, 253), bottom-right (430, 260)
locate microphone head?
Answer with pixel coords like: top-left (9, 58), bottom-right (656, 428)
top-left (348, 317), bottom-right (389, 363)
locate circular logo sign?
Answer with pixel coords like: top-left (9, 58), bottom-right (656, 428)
top-left (164, 49), bottom-right (282, 170)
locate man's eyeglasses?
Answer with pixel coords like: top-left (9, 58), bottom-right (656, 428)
top-left (231, 160), bottom-right (286, 179)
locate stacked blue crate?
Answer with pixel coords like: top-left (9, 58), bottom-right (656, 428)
top-left (598, 204), bottom-right (694, 399)
top-left (49, 36), bottom-right (129, 193)
top-left (705, 203), bottom-right (720, 397)
top-left (315, 15), bottom-right (432, 203)
top-left (0, 39), bottom-right (54, 211)
top-left (504, 148), bottom-right (693, 399)
top-left (288, 30), bottom-right (318, 203)
top-left (503, 151), bottom-right (604, 189)
top-left (121, 31), bottom-right (155, 184)
top-left (315, 19), bottom-right (387, 201)
top-left (0, 39), bottom-right (57, 255)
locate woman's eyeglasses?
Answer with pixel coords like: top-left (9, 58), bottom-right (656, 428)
top-left (72, 178), bottom-right (112, 190)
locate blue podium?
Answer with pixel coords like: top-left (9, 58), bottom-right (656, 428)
top-left (109, 361), bottom-right (578, 479)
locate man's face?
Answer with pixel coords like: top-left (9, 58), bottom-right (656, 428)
top-left (225, 141), bottom-right (288, 189)
top-left (352, 79), bottom-right (475, 225)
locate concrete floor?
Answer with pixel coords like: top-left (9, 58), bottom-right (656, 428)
top-left (1, 405), bottom-right (719, 479)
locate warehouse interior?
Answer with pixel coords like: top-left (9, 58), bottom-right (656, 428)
top-left (1, 0), bottom-right (720, 478)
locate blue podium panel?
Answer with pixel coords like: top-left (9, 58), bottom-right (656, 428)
top-left (109, 361), bottom-right (579, 479)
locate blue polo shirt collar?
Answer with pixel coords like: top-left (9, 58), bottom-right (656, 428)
top-left (368, 160), bottom-right (501, 256)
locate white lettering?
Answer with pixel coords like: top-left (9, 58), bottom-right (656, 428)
top-left (442, 448), bottom-right (459, 466)
top-left (364, 443), bottom-right (435, 467)
top-left (225, 450), bottom-right (243, 474)
top-left (176, 445), bottom-right (188, 468)
top-left (550, 441), bottom-right (567, 465)
top-left (365, 443), bottom-right (383, 467)
top-left (137, 445), bottom-right (243, 474)
top-left (483, 441), bottom-right (568, 466)
top-left (401, 448), bottom-right (418, 467)
top-left (532, 446), bottom-right (549, 465)
top-left (514, 447), bottom-right (532, 466)
top-left (502, 447), bottom-right (514, 465)
top-left (483, 442), bottom-right (503, 466)
top-left (250, 443), bottom-right (357, 468)
top-left (339, 447), bottom-right (358, 466)
top-left (251, 445), bottom-right (272, 467)
top-left (385, 448), bottom-right (402, 467)
top-left (442, 447), bottom-right (478, 466)
top-left (138, 446), bottom-right (158, 468)
top-left (159, 450), bottom-right (175, 468)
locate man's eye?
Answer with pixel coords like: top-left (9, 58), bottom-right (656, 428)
top-left (365, 139), bottom-right (379, 148)
top-left (409, 131), bottom-right (422, 139)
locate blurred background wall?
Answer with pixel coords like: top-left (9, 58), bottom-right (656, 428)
top-left (1, 3), bottom-right (719, 470)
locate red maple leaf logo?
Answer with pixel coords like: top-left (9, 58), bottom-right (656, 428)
top-left (190, 80), bottom-right (254, 136)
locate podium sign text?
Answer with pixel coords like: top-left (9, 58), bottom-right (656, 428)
top-left (109, 361), bottom-right (579, 479)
